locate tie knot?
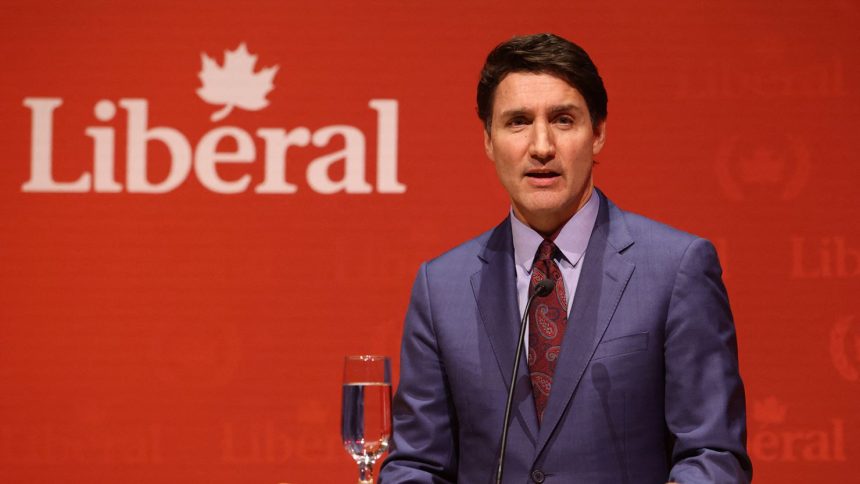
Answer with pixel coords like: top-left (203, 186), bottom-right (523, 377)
top-left (536, 240), bottom-right (558, 262)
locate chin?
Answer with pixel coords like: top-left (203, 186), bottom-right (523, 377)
top-left (516, 204), bottom-right (562, 222)
top-left (521, 196), bottom-right (569, 215)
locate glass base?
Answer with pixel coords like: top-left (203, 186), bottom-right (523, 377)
top-left (357, 461), bottom-right (374, 484)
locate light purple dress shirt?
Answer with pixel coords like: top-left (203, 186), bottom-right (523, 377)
top-left (510, 189), bottom-right (600, 350)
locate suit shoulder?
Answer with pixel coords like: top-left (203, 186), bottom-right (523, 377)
top-left (615, 207), bottom-right (717, 262)
top-left (423, 226), bottom-right (495, 274)
top-left (609, 205), bottom-right (725, 296)
top-left (623, 210), bottom-right (697, 244)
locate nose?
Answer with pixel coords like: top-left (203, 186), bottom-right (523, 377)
top-left (528, 120), bottom-right (555, 163)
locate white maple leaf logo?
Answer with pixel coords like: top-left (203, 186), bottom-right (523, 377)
top-left (196, 43), bottom-right (279, 122)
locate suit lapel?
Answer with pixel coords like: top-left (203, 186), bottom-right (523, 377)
top-left (471, 219), bottom-right (540, 442)
top-left (534, 193), bottom-right (636, 457)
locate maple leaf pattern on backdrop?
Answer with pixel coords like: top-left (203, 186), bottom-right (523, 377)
top-left (197, 43), bottom-right (279, 122)
top-left (753, 396), bottom-right (787, 426)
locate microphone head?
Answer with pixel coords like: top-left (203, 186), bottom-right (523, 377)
top-left (534, 279), bottom-right (555, 297)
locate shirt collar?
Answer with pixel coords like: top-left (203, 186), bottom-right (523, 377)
top-left (511, 189), bottom-right (600, 273)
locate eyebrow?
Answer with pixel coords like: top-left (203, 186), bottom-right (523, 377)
top-left (499, 108), bottom-right (529, 119)
top-left (550, 104), bottom-right (583, 115)
top-left (499, 104), bottom-right (585, 119)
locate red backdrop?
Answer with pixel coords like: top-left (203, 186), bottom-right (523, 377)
top-left (1, 0), bottom-right (858, 482)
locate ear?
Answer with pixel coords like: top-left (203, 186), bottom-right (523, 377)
top-left (483, 128), bottom-right (494, 160)
top-left (592, 120), bottom-right (607, 155)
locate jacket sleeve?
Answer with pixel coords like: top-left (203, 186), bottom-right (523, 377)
top-left (664, 238), bottom-right (753, 483)
top-left (379, 263), bottom-right (459, 483)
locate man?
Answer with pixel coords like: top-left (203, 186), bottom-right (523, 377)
top-left (380, 33), bottom-right (752, 483)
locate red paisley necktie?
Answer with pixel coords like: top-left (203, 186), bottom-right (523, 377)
top-left (527, 240), bottom-right (568, 423)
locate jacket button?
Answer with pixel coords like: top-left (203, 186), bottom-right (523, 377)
top-left (531, 469), bottom-right (545, 483)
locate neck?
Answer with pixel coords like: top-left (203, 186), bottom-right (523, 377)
top-left (513, 187), bottom-right (594, 239)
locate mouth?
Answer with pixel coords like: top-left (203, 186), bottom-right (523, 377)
top-left (525, 170), bottom-right (560, 179)
top-left (524, 170), bottom-right (561, 188)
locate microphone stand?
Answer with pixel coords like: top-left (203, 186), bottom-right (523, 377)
top-left (495, 279), bottom-right (554, 484)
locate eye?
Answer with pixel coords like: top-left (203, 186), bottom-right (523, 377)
top-left (507, 116), bottom-right (529, 127)
top-left (555, 115), bottom-right (575, 126)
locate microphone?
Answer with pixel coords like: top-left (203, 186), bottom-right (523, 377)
top-left (534, 278), bottom-right (555, 298)
top-left (496, 278), bottom-right (555, 484)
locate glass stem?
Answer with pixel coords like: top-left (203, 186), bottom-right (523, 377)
top-left (358, 461), bottom-right (373, 484)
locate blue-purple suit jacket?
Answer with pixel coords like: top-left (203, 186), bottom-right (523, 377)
top-left (380, 191), bottom-right (752, 483)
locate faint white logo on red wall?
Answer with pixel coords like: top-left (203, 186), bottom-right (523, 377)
top-left (830, 315), bottom-right (860, 382)
top-left (748, 396), bottom-right (847, 462)
top-left (791, 237), bottom-right (860, 279)
top-left (674, 34), bottom-right (846, 101)
top-left (715, 136), bottom-right (810, 201)
top-left (197, 43), bottom-right (278, 122)
top-left (221, 403), bottom-right (342, 465)
top-left (21, 42), bottom-right (405, 195)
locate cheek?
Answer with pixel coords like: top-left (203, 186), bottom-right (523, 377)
top-left (493, 160), bottom-right (516, 185)
top-left (490, 146), bottom-right (515, 171)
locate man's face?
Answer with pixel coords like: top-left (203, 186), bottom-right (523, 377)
top-left (484, 72), bottom-right (606, 236)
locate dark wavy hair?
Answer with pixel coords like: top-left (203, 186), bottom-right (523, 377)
top-left (477, 33), bottom-right (608, 131)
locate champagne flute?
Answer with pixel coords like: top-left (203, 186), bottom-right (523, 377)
top-left (341, 355), bottom-right (392, 484)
